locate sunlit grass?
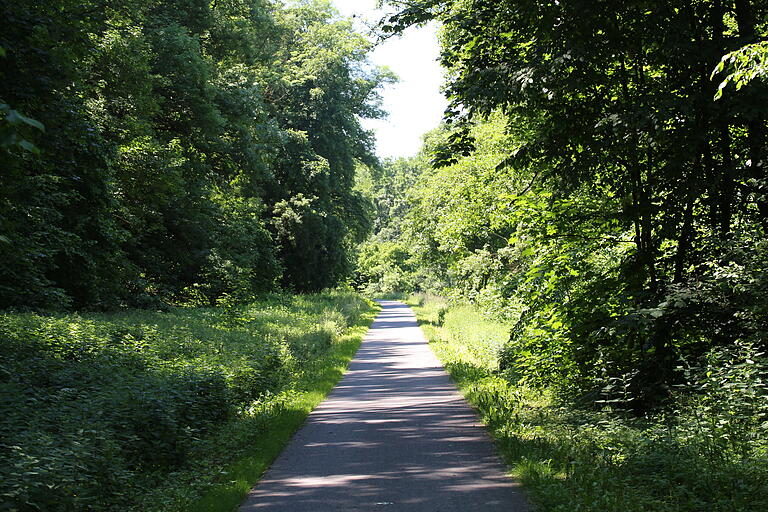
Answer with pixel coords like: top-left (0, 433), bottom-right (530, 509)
top-left (185, 308), bottom-right (378, 512)
top-left (0, 291), bottom-right (378, 511)
top-left (407, 295), bottom-right (768, 512)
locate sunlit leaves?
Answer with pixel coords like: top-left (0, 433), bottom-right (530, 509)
top-left (1, 0), bottom-right (386, 306)
top-left (712, 41), bottom-right (768, 100)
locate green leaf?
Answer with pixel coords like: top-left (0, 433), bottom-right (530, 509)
top-left (5, 109), bottom-right (21, 125)
top-left (4, 109), bottom-right (44, 131)
top-left (18, 140), bottom-right (40, 154)
top-left (20, 114), bottom-right (44, 132)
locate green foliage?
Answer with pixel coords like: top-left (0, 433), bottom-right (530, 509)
top-left (0, 290), bottom-right (374, 511)
top-left (271, 192), bottom-right (353, 292)
top-left (355, 240), bottom-right (415, 294)
top-left (375, 0), bottom-right (768, 408)
top-left (353, 150), bottom-right (447, 296)
top-left (202, 195), bottom-right (281, 301)
top-left (378, 1), bottom-right (768, 507)
top-left (0, 0), bottom-right (385, 308)
top-left (0, 101), bottom-right (44, 153)
top-left (673, 341), bottom-right (768, 459)
top-left (411, 297), bottom-right (768, 512)
top-left (713, 41), bottom-right (768, 99)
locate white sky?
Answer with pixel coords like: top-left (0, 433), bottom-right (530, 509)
top-left (331, 0), bottom-right (447, 159)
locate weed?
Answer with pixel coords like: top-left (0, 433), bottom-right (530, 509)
top-left (408, 295), bottom-right (768, 512)
top-left (0, 290), bottom-right (376, 511)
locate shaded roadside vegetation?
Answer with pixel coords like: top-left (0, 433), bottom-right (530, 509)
top-left (0, 291), bottom-right (376, 511)
top-left (357, 0), bottom-right (768, 423)
top-left (410, 295), bottom-right (768, 512)
top-left (355, 1), bottom-right (768, 508)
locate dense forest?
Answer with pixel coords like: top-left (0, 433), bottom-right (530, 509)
top-left (2, 0), bottom-right (768, 510)
top-left (1, 0), bottom-right (389, 310)
top-left (1, 1), bottom-right (385, 509)
top-left (352, 1), bottom-right (768, 509)
top-left (361, 0), bottom-right (768, 408)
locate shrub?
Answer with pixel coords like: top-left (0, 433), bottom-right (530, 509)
top-left (412, 296), bottom-right (768, 512)
top-left (0, 290), bottom-right (372, 510)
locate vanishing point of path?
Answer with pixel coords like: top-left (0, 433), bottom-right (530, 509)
top-left (240, 301), bottom-right (529, 511)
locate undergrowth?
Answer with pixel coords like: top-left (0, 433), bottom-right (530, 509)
top-left (0, 290), bottom-right (377, 511)
top-left (408, 294), bottom-right (768, 512)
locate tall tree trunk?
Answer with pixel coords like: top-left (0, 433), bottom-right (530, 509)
top-left (673, 3), bottom-right (709, 285)
top-left (619, 56), bottom-right (657, 291)
top-left (712, 0), bottom-right (735, 236)
top-left (719, 126), bottom-right (734, 234)
top-left (674, 181), bottom-right (696, 283)
top-left (734, 0), bottom-right (768, 231)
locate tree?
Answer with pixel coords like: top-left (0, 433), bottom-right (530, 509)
top-left (380, 0), bottom-right (768, 407)
top-left (0, 0), bottom-right (388, 308)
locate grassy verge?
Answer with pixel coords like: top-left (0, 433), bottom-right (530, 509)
top-left (0, 290), bottom-right (378, 511)
top-left (185, 306), bottom-right (377, 512)
top-left (407, 294), bottom-right (768, 512)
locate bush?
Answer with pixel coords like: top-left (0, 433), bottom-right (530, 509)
top-left (672, 341), bottom-right (768, 460)
top-left (0, 290), bottom-right (372, 510)
top-left (411, 296), bottom-right (768, 512)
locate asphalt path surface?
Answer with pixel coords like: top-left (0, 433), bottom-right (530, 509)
top-left (240, 301), bottom-right (529, 511)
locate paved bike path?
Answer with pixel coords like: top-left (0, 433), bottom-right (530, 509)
top-left (240, 301), bottom-right (529, 511)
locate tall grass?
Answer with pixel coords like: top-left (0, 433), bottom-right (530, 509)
top-left (408, 295), bottom-right (768, 512)
top-left (0, 290), bottom-right (377, 511)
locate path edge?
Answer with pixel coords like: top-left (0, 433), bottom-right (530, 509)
top-left (185, 300), bottom-right (380, 512)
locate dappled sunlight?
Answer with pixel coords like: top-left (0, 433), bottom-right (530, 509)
top-left (241, 302), bottom-right (527, 511)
